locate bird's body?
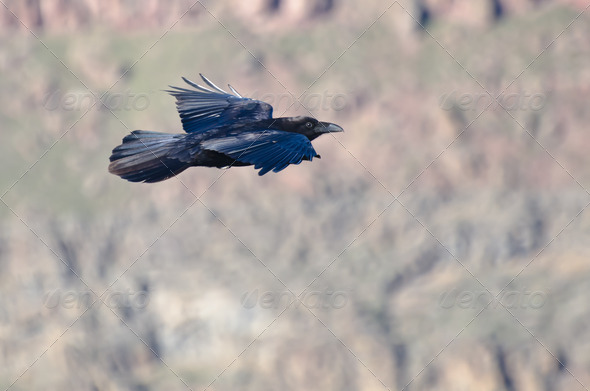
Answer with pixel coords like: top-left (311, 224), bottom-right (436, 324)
top-left (108, 75), bottom-right (343, 183)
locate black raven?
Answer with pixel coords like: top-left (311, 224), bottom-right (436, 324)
top-left (108, 74), bottom-right (343, 183)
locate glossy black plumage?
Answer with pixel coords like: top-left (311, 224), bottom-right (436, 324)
top-left (109, 74), bottom-right (343, 183)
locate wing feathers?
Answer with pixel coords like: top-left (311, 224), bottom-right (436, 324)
top-left (228, 84), bottom-right (242, 97)
top-left (201, 130), bottom-right (318, 176)
top-left (166, 76), bottom-right (273, 134)
top-left (199, 73), bottom-right (227, 94)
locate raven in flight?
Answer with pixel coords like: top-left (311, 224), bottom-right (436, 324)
top-left (108, 74), bottom-right (343, 183)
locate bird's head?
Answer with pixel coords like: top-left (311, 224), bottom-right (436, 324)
top-left (287, 116), bottom-right (344, 140)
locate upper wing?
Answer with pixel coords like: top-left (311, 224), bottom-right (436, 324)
top-left (201, 130), bottom-right (318, 176)
top-left (166, 74), bottom-right (273, 133)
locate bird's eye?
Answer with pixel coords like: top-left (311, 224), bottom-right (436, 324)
top-left (305, 122), bottom-right (313, 128)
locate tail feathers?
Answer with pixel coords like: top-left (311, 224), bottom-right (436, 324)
top-left (109, 130), bottom-right (193, 183)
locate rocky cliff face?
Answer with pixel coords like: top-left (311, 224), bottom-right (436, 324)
top-left (2, 1), bottom-right (589, 390)
top-left (1, 0), bottom-right (585, 33)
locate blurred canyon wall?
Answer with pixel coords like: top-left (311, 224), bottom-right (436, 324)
top-left (1, 0), bottom-right (587, 33)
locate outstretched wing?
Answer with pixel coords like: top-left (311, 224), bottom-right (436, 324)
top-left (201, 130), bottom-right (318, 176)
top-left (166, 74), bottom-right (273, 133)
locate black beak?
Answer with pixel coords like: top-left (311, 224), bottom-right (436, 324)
top-left (320, 122), bottom-right (344, 133)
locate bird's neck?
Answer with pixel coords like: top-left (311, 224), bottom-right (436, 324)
top-left (257, 117), bottom-right (292, 130)
top-left (251, 117), bottom-right (318, 139)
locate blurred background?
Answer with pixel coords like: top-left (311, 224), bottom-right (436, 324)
top-left (1, 0), bottom-right (590, 390)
